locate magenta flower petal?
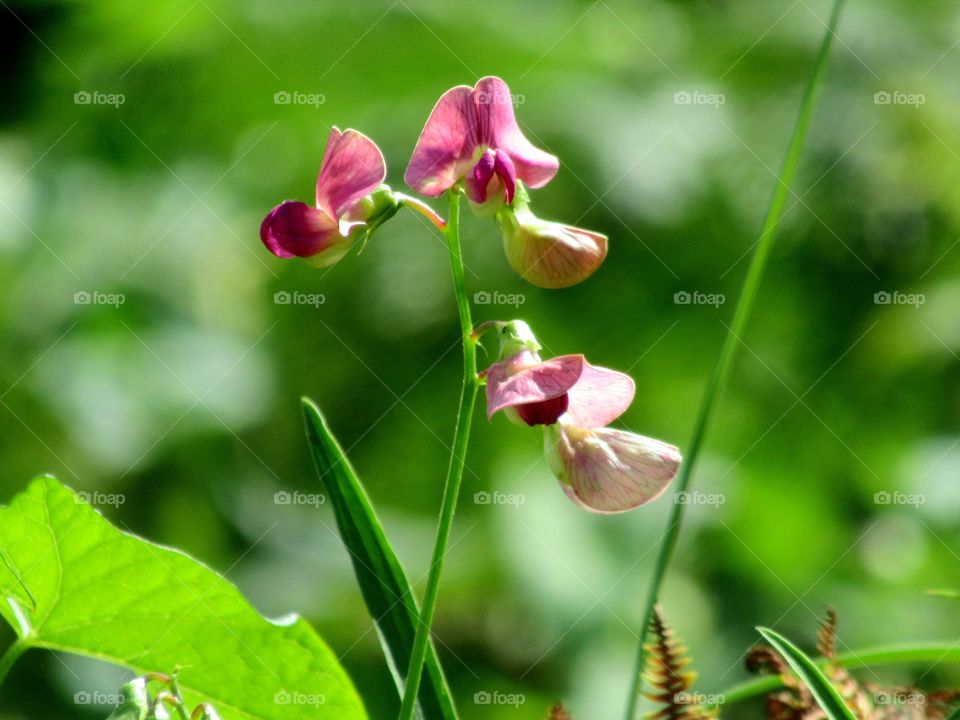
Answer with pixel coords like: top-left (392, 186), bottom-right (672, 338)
top-left (493, 149), bottom-right (517, 204)
top-left (485, 352), bottom-right (585, 421)
top-left (546, 423), bottom-right (681, 514)
top-left (260, 200), bottom-right (340, 259)
top-left (474, 76), bottom-right (558, 189)
top-left (564, 363), bottom-right (636, 429)
top-left (315, 127), bottom-right (387, 222)
top-left (404, 85), bottom-right (477, 197)
top-left (465, 149), bottom-right (496, 204)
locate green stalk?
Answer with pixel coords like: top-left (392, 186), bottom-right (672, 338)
top-left (399, 189), bottom-right (478, 720)
top-left (0, 640), bottom-right (26, 685)
top-left (717, 643), bottom-right (960, 708)
top-left (624, 2), bottom-right (845, 717)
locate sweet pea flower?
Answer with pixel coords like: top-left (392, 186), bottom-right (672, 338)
top-left (497, 184), bottom-right (607, 289)
top-left (261, 127), bottom-right (401, 268)
top-left (404, 76), bottom-right (559, 210)
top-left (480, 321), bottom-right (681, 514)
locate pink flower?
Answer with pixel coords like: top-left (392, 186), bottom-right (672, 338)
top-left (481, 321), bottom-right (680, 513)
top-left (498, 192), bottom-right (607, 289)
top-left (404, 77), bottom-right (559, 208)
top-left (261, 127), bottom-right (392, 267)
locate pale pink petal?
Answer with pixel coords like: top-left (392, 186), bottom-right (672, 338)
top-left (404, 85), bottom-right (478, 196)
top-left (486, 353), bottom-right (584, 420)
top-left (502, 214), bottom-right (608, 289)
top-left (474, 76), bottom-right (559, 189)
top-left (546, 423), bottom-right (681, 514)
top-left (315, 127), bottom-right (386, 220)
top-left (260, 200), bottom-right (341, 259)
top-left (564, 363), bottom-right (636, 428)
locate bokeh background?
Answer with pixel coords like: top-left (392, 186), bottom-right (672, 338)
top-left (1, 0), bottom-right (959, 717)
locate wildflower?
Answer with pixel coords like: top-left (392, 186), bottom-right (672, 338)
top-left (260, 126), bottom-right (396, 267)
top-left (497, 185), bottom-right (607, 288)
top-left (405, 76), bottom-right (558, 210)
top-left (481, 321), bottom-right (680, 513)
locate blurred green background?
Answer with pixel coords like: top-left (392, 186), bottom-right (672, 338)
top-left (1, 0), bottom-right (959, 717)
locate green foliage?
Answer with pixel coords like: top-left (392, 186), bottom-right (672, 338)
top-left (0, 477), bottom-right (366, 720)
top-left (302, 398), bottom-right (457, 720)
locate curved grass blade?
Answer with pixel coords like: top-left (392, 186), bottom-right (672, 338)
top-left (757, 627), bottom-right (857, 720)
top-left (301, 398), bottom-right (458, 720)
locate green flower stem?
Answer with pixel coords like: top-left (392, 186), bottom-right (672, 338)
top-left (0, 640), bottom-right (26, 686)
top-left (623, 2), bottom-right (845, 718)
top-left (399, 188), bottom-right (478, 720)
top-left (716, 643), bottom-right (960, 708)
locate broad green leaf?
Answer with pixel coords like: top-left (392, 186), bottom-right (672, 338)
top-left (301, 398), bottom-right (457, 720)
top-left (757, 627), bottom-right (858, 720)
top-left (0, 476), bottom-right (367, 720)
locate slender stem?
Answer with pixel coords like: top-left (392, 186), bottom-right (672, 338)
top-left (0, 640), bottom-right (26, 686)
top-left (399, 189), bottom-right (477, 720)
top-left (716, 643), bottom-right (960, 708)
top-left (623, 2), bottom-right (845, 718)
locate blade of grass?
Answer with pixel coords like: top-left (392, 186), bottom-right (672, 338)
top-left (624, 1), bottom-right (846, 717)
top-left (756, 627), bottom-right (857, 720)
top-left (302, 398), bottom-right (458, 720)
top-left (717, 643), bottom-right (960, 707)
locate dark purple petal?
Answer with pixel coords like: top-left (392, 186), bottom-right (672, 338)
top-left (515, 394), bottom-right (569, 426)
top-left (464, 149), bottom-right (496, 204)
top-left (260, 200), bottom-right (340, 259)
top-left (493, 149), bottom-right (516, 204)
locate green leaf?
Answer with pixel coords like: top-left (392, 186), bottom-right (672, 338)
top-left (301, 398), bottom-right (457, 720)
top-left (756, 627), bottom-right (857, 720)
top-left (0, 476), bottom-right (367, 720)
